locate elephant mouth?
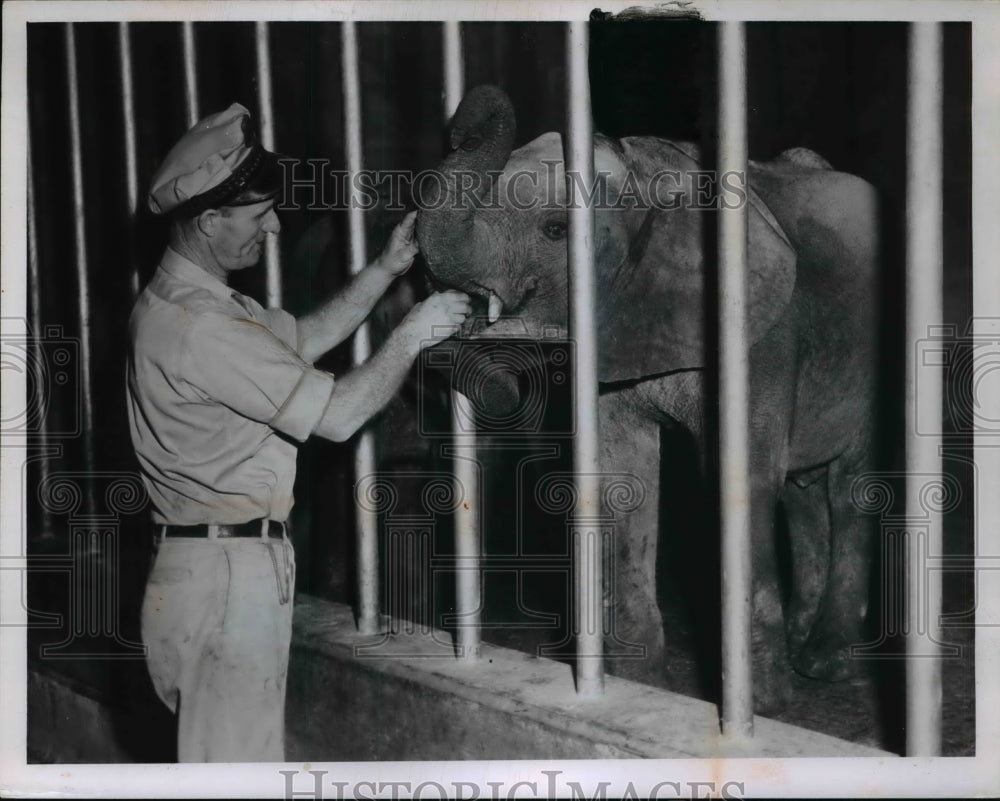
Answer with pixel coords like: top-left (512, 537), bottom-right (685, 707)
top-left (426, 271), bottom-right (514, 337)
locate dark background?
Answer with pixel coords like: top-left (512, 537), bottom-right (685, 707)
top-left (24, 21), bottom-right (972, 758)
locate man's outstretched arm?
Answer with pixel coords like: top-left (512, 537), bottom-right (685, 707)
top-left (296, 211), bottom-right (420, 364)
top-left (312, 290), bottom-right (470, 442)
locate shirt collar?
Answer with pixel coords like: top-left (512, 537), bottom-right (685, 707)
top-left (159, 247), bottom-right (232, 300)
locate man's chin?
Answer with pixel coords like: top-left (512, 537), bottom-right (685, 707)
top-left (237, 250), bottom-right (263, 269)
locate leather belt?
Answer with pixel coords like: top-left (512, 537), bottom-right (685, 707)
top-left (161, 519), bottom-right (286, 540)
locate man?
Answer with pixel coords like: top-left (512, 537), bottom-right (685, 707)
top-left (127, 103), bottom-right (470, 762)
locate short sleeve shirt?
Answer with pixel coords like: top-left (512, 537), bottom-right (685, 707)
top-left (127, 248), bottom-right (335, 525)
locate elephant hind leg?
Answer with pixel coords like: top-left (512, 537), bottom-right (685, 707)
top-left (793, 444), bottom-right (875, 682)
top-left (781, 467), bottom-right (832, 657)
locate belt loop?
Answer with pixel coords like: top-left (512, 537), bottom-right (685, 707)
top-left (207, 524), bottom-right (219, 540)
top-left (160, 525), bottom-right (167, 543)
top-left (261, 518), bottom-right (268, 539)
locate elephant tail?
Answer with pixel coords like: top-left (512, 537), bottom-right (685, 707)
top-left (775, 147), bottom-right (833, 171)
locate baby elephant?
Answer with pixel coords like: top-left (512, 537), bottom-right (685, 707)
top-left (416, 84), bottom-right (878, 713)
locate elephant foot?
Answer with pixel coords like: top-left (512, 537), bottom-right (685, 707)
top-left (751, 591), bottom-right (793, 714)
top-left (785, 607), bottom-right (816, 657)
top-left (605, 655), bottom-right (668, 688)
top-left (752, 648), bottom-right (793, 716)
top-left (792, 632), bottom-right (861, 682)
top-left (603, 629), bottom-right (668, 688)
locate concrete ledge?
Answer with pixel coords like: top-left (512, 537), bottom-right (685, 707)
top-left (27, 664), bottom-right (173, 763)
top-left (27, 594), bottom-right (893, 762)
top-left (287, 595), bottom-right (891, 760)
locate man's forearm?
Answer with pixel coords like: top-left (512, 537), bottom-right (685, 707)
top-left (296, 260), bottom-right (395, 363)
top-left (311, 323), bottom-right (420, 442)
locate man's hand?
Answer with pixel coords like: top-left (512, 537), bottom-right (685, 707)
top-left (399, 290), bottom-right (472, 352)
top-left (314, 288), bottom-right (472, 443)
top-left (375, 210), bottom-right (420, 277)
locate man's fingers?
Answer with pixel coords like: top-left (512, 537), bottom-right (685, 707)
top-left (441, 290), bottom-right (471, 303)
top-left (395, 211), bottom-right (417, 240)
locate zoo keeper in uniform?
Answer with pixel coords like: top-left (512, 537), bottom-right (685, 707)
top-left (127, 103), bottom-right (470, 762)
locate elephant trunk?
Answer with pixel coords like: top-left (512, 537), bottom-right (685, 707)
top-left (416, 85), bottom-right (516, 287)
top-left (426, 338), bottom-right (522, 417)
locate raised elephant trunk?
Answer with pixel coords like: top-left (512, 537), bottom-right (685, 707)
top-left (416, 85), bottom-right (516, 287)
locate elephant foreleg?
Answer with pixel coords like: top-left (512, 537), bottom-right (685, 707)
top-left (749, 476), bottom-right (792, 714)
top-left (747, 331), bottom-right (798, 713)
top-left (598, 389), bottom-right (666, 685)
top-left (782, 468), bottom-right (832, 656)
top-left (793, 441), bottom-right (875, 681)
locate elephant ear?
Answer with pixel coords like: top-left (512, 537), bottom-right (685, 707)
top-left (594, 137), bottom-right (797, 384)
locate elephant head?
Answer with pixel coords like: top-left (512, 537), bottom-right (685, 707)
top-left (416, 84), bottom-right (797, 399)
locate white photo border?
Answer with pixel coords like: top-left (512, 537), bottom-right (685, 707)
top-left (2, 1), bottom-right (998, 797)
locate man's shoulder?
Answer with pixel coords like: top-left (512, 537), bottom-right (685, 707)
top-left (137, 270), bottom-right (235, 323)
top-left (131, 274), bottom-right (239, 354)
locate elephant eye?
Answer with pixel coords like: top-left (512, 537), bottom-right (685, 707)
top-left (542, 220), bottom-right (567, 241)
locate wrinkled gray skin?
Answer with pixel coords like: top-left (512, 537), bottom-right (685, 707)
top-left (416, 85), bottom-right (877, 713)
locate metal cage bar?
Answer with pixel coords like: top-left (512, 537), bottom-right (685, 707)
top-left (443, 21), bottom-right (483, 661)
top-left (117, 22), bottom-right (140, 299)
top-left (181, 22), bottom-right (199, 127)
top-left (26, 136), bottom-right (53, 533)
top-left (255, 21), bottom-right (283, 309)
top-left (717, 21), bottom-right (755, 738)
top-left (342, 20), bottom-right (381, 636)
top-left (64, 24), bottom-right (95, 489)
top-left (565, 20), bottom-right (604, 699)
top-left (905, 21), bottom-right (944, 757)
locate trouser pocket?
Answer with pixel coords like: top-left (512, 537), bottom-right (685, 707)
top-left (140, 541), bottom-right (227, 714)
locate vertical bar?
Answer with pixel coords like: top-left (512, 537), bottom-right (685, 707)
top-left (443, 21), bottom-right (482, 661)
top-left (717, 21), bottom-right (754, 739)
top-left (64, 24), bottom-right (95, 490)
top-left (180, 22), bottom-right (199, 127)
top-left (342, 21), bottom-right (380, 635)
top-left (905, 21), bottom-right (944, 757)
top-left (443, 22), bottom-right (464, 116)
top-left (566, 20), bottom-right (603, 699)
top-left (27, 137), bottom-right (52, 536)
top-left (27, 137), bottom-right (41, 402)
top-left (118, 22), bottom-right (140, 299)
top-left (255, 21), bottom-right (283, 308)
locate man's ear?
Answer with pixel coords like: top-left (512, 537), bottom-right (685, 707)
top-left (196, 208), bottom-right (221, 237)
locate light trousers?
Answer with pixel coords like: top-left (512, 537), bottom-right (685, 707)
top-left (141, 534), bottom-right (296, 762)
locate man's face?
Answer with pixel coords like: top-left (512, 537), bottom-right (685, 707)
top-left (210, 198), bottom-right (280, 272)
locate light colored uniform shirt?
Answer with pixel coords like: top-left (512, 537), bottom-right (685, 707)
top-left (127, 248), bottom-right (335, 525)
